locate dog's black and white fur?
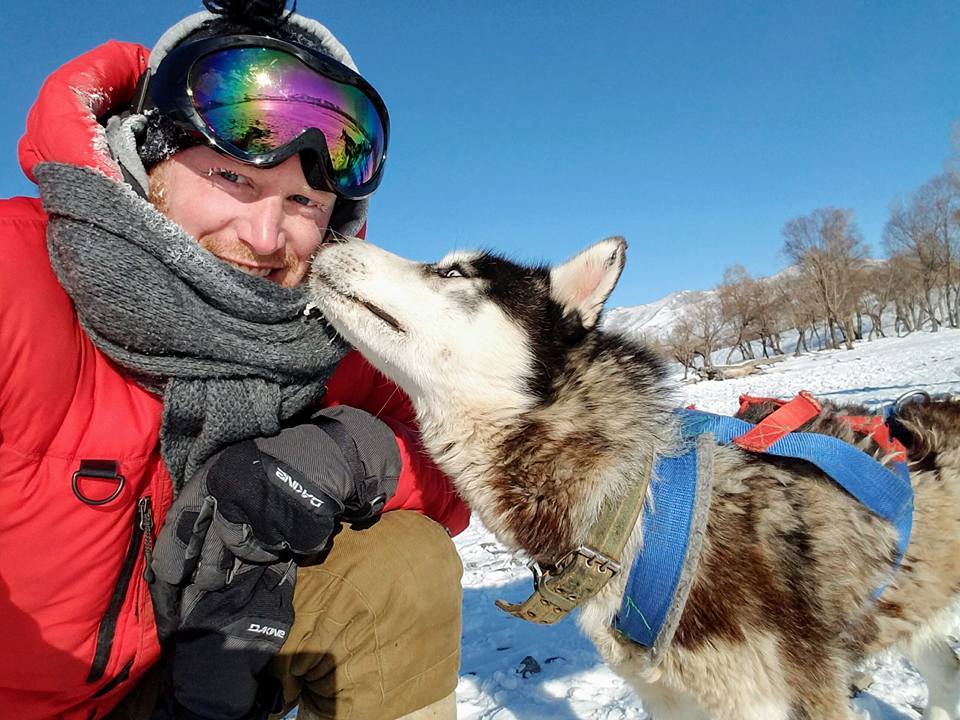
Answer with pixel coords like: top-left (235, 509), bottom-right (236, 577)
top-left (309, 237), bottom-right (960, 720)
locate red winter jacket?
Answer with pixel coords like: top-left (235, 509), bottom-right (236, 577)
top-left (0, 42), bottom-right (468, 720)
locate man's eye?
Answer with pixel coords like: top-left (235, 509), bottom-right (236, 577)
top-left (210, 168), bottom-right (246, 185)
top-left (290, 194), bottom-right (331, 212)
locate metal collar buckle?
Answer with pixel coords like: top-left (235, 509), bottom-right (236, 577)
top-left (496, 545), bottom-right (625, 625)
top-left (527, 557), bottom-right (547, 590)
top-left (527, 545), bottom-right (621, 590)
top-left (555, 545), bottom-right (622, 577)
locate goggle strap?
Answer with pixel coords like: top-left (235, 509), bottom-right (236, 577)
top-left (132, 70), bottom-right (152, 116)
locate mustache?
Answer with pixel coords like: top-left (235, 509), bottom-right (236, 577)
top-left (199, 234), bottom-right (298, 271)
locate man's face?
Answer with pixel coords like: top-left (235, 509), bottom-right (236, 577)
top-left (149, 146), bottom-right (338, 287)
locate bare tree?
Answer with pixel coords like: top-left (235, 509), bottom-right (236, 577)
top-left (777, 271), bottom-right (821, 355)
top-left (664, 319), bottom-right (698, 379)
top-left (929, 174), bottom-right (960, 326)
top-left (859, 262), bottom-right (897, 339)
top-left (844, 262), bottom-right (872, 341)
top-left (687, 293), bottom-right (725, 369)
top-left (717, 265), bottom-right (758, 363)
top-left (885, 252), bottom-right (926, 334)
top-left (752, 276), bottom-right (788, 356)
top-left (782, 208), bottom-right (869, 350)
top-left (883, 175), bottom-right (960, 330)
top-left (884, 200), bottom-right (941, 331)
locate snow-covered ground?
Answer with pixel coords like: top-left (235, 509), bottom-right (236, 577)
top-left (453, 328), bottom-right (960, 719)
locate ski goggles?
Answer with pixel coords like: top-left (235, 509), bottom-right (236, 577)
top-left (137, 35), bottom-right (390, 199)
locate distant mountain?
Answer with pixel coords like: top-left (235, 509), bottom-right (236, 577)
top-left (603, 263), bottom-right (811, 340)
top-left (604, 288), bottom-right (716, 340)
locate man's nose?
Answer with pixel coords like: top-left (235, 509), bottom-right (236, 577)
top-left (243, 195), bottom-right (286, 255)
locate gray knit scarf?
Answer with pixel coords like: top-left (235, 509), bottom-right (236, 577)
top-left (36, 162), bottom-right (349, 492)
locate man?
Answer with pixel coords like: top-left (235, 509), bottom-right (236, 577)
top-left (0, 2), bottom-right (468, 719)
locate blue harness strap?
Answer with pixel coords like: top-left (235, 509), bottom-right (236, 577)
top-left (676, 408), bottom-right (913, 569)
top-left (613, 408), bottom-right (914, 650)
top-left (612, 441), bottom-right (701, 648)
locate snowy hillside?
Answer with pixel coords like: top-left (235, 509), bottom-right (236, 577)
top-left (603, 290), bottom-right (711, 340)
top-left (603, 265), bottom-right (805, 342)
top-left (453, 329), bottom-right (960, 720)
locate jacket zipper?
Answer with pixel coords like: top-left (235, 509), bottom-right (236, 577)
top-left (86, 497), bottom-right (153, 684)
top-left (140, 496), bottom-right (155, 585)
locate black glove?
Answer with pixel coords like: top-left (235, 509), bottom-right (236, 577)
top-left (150, 563), bottom-right (293, 720)
top-left (149, 406), bottom-right (401, 719)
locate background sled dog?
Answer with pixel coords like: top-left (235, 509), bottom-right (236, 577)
top-left (309, 237), bottom-right (960, 720)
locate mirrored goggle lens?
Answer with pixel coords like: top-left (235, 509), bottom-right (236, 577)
top-left (189, 47), bottom-right (386, 192)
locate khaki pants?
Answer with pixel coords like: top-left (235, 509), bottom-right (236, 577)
top-left (108, 511), bottom-right (463, 720)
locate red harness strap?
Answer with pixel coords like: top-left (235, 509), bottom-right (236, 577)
top-left (736, 393), bottom-right (787, 415)
top-left (733, 391), bottom-right (822, 452)
top-left (836, 415), bottom-right (908, 463)
top-left (734, 392), bottom-right (908, 462)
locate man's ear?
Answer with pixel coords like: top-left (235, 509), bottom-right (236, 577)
top-left (549, 236), bottom-right (626, 329)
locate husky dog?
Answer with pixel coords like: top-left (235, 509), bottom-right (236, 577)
top-left (309, 237), bottom-right (960, 720)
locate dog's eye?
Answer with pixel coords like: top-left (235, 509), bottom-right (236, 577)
top-left (438, 266), bottom-right (465, 279)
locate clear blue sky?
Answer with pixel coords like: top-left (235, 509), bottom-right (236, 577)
top-left (2, 1), bottom-right (958, 307)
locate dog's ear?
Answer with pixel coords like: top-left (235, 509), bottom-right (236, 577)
top-left (550, 236), bottom-right (626, 329)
